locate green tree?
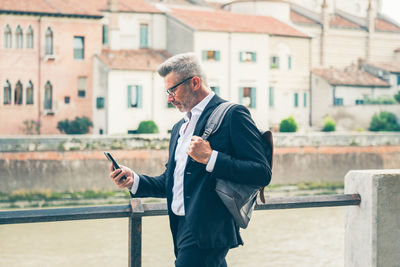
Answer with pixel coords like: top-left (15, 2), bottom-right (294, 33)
top-left (322, 117), bottom-right (336, 132)
top-left (279, 116), bottom-right (298, 132)
top-left (394, 91), bottom-right (400, 104)
top-left (57, 116), bottom-right (93, 134)
top-left (137, 120), bottom-right (159, 134)
top-left (369, 111), bottom-right (400, 131)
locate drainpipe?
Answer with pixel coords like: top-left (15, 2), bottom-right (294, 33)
top-left (38, 16), bottom-right (42, 134)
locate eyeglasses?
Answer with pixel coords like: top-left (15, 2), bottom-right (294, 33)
top-left (165, 76), bottom-right (194, 97)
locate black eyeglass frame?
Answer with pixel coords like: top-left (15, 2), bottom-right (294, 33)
top-left (165, 76), bottom-right (194, 97)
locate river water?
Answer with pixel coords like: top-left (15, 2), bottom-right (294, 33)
top-left (0, 206), bottom-right (344, 267)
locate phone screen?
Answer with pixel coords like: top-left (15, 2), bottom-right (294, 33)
top-left (104, 152), bottom-right (126, 181)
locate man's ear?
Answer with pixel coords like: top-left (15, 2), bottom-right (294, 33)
top-left (192, 76), bottom-right (201, 91)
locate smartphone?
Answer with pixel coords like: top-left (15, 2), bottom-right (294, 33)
top-left (104, 151), bottom-right (127, 181)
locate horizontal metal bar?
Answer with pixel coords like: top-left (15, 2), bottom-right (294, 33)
top-left (0, 194), bottom-right (360, 225)
top-left (255, 194), bottom-right (361, 210)
top-left (0, 204), bottom-right (131, 225)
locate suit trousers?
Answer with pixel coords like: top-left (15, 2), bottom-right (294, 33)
top-left (175, 216), bottom-right (229, 267)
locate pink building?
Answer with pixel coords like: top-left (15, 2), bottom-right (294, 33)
top-left (0, 1), bottom-right (103, 134)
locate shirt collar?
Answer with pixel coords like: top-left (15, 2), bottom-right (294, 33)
top-left (184, 91), bottom-right (215, 121)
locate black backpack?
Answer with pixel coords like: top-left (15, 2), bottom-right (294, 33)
top-left (201, 102), bottom-right (273, 228)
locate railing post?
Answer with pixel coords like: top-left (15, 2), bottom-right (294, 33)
top-left (129, 199), bottom-right (144, 267)
top-left (345, 169), bottom-right (400, 267)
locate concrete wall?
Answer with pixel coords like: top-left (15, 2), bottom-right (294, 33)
top-left (0, 133), bottom-right (399, 191)
top-left (345, 169), bottom-right (400, 267)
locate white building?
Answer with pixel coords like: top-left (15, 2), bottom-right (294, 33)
top-left (311, 65), bottom-right (400, 130)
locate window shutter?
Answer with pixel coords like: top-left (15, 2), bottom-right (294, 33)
top-left (252, 52), bottom-right (257, 62)
top-left (137, 85), bottom-right (143, 108)
top-left (239, 87), bottom-right (243, 104)
top-left (128, 86), bottom-right (132, 107)
top-left (239, 52), bottom-right (243, 62)
top-left (202, 51), bottom-right (207, 61)
top-left (250, 87), bottom-right (256, 108)
top-left (269, 86), bottom-right (274, 107)
top-left (215, 51), bottom-right (220, 61)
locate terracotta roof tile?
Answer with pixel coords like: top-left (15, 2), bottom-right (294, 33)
top-left (366, 62), bottom-right (400, 73)
top-left (290, 10), bottom-right (318, 25)
top-left (313, 66), bottom-right (389, 87)
top-left (0, 0), bottom-right (161, 16)
top-left (375, 18), bottom-right (400, 32)
top-left (330, 14), bottom-right (362, 29)
top-left (98, 49), bottom-right (170, 71)
top-left (169, 8), bottom-right (309, 37)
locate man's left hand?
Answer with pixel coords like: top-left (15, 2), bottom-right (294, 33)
top-left (187, 136), bottom-right (212, 164)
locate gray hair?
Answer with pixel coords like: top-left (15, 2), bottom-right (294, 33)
top-left (157, 52), bottom-right (208, 86)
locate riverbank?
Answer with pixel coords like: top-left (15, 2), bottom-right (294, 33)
top-left (0, 182), bottom-right (344, 210)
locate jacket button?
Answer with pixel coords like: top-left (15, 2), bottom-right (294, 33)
top-left (186, 171), bottom-right (192, 175)
top-left (185, 196), bottom-right (191, 199)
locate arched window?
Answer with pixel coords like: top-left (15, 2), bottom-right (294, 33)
top-left (3, 25), bottom-right (12, 48)
top-left (26, 26), bottom-right (33, 49)
top-left (45, 27), bottom-right (53, 55)
top-left (44, 81), bottom-right (53, 110)
top-left (15, 25), bottom-right (23, 49)
top-left (14, 81), bottom-right (23, 105)
top-left (26, 81), bottom-right (34, 104)
top-left (3, 80), bottom-right (11, 105)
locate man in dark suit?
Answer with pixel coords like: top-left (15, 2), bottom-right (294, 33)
top-left (110, 53), bottom-right (271, 266)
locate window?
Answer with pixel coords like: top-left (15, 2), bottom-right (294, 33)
top-left (294, 93), bottom-right (299, 107)
top-left (15, 26), bottom-right (23, 49)
top-left (355, 99), bottom-right (364, 105)
top-left (44, 81), bottom-right (53, 110)
top-left (64, 96), bottom-right (70, 104)
top-left (202, 50), bottom-right (220, 61)
top-left (26, 81), bottom-right (34, 104)
top-left (4, 25), bottom-right (12, 48)
top-left (239, 51), bottom-right (256, 62)
top-left (139, 24), bottom-right (148, 48)
top-left (303, 92), bottom-right (307, 107)
top-left (26, 26), bottom-right (33, 49)
top-left (211, 86), bottom-right (220, 95)
top-left (102, 25), bottom-right (108, 45)
top-left (14, 81), bottom-right (23, 105)
top-left (334, 98), bottom-right (343, 106)
top-left (45, 27), bottom-right (53, 55)
top-left (270, 56), bottom-right (279, 69)
top-left (77, 77), bottom-right (87, 98)
top-left (239, 87), bottom-right (256, 108)
top-left (288, 56), bottom-right (292, 70)
top-left (269, 86), bottom-right (274, 107)
top-left (128, 85), bottom-right (143, 108)
top-left (74, 36), bottom-right (84, 59)
top-left (3, 80), bottom-right (11, 105)
top-left (96, 97), bottom-right (105, 109)
top-left (397, 74), bottom-right (400, 86)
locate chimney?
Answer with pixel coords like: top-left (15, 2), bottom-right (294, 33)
top-left (108, 0), bottom-right (119, 12)
top-left (366, 0), bottom-right (375, 61)
top-left (320, 0), bottom-right (330, 67)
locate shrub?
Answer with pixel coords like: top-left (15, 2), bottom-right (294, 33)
top-left (369, 111), bottom-right (400, 131)
top-left (57, 116), bottom-right (93, 134)
top-left (364, 96), bottom-right (396, 105)
top-left (395, 91), bottom-right (400, 104)
top-left (137, 120), bottom-right (159, 134)
top-left (322, 116), bottom-right (336, 132)
top-left (279, 116), bottom-right (298, 132)
top-left (21, 120), bottom-right (41, 135)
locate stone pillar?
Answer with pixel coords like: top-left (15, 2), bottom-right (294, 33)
top-left (366, 0), bottom-right (375, 61)
top-left (320, 0), bottom-right (329, 67)
top-left (345, 169), bottom-right (400, 267)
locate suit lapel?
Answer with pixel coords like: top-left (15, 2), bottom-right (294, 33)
top-left (169, 118), bottom-right (185, 160)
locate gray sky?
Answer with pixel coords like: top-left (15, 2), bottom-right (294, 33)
top-left (381, 0), bottom-right (400, 22)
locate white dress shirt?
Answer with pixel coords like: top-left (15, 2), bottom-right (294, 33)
top-left (131, 92), bottom-right (218, 216)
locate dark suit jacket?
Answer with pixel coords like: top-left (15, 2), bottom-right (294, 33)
top-left (131, 94), bottom-right (271, 251)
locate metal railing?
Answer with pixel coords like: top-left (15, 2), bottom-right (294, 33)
top-left (0, 194), bottom-right (361, 267)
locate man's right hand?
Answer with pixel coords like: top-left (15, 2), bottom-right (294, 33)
top-left (109, 164), bottom-right (134, 189)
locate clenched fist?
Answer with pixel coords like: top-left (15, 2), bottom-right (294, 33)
top-left (187, 136), bottom-right (212, 164)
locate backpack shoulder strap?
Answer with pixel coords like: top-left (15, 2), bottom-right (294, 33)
top-left (201, 102), bottom-right (236, 140)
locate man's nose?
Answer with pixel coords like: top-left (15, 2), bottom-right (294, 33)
top-left (167, 94), bottom-right (174, 102)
